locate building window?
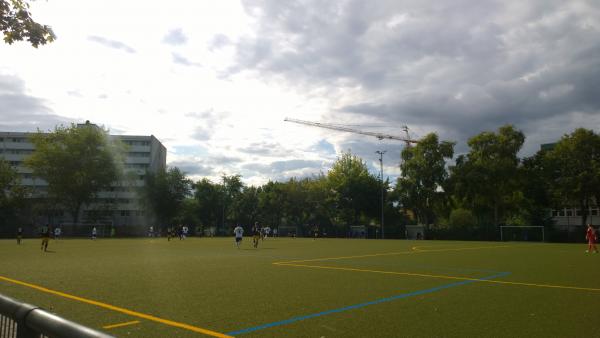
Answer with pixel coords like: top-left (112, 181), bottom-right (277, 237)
top-left (566, 209), bottom-right (573, 217)
top-left (576, 209), bottom-right (582, 216)
top-left (558, 209), bottom-right (565, 217)
top-left (592, 209), bottom-right (599, 216)
top-left (120, 210), bottom-right (130, 216)
top-left (129, 152), bottom-right (150, 157)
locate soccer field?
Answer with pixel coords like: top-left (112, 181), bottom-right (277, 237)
top-left (1, 237), bottom-right (599, 337)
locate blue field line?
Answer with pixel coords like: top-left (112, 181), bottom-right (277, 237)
top-left (226, 271), bottom-right (511, 336)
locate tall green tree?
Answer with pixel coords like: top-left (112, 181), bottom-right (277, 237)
top-left (257, 181), bottom-right (285, 227)
top-left (1, 0), bottom-right (55, 47)
top-left (193, 178), bottom-right (221, 228)
top-left (396, 133), bottom-right (454, 225)
top-left (545, 128), bottom-right (600, 226)
top-left (140, 167), bottom-right (191, 227)
top-left (327, 151), bottom-right (380, 227)
top-left (25, 123), bottom-right (125, 224)
top-left (450, 125), bottom-right (525, 227)
top-left (0, 158), bottom-right (28, 226)
top-left (221, 174), bottom-right (244, 230)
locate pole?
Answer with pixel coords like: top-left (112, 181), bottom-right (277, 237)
top-left (376, 151), bottom-right (386, 239)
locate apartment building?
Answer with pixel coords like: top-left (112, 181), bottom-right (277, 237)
top-left (0, 127), bottom-right (166, 232)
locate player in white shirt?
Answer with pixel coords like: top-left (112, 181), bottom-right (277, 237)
top-left (233, 225), bottom-right (244, 248)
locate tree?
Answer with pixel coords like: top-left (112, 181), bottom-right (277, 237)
top-left (545, 128), bottom-right (600, 226)
top-left (327, 151), bottom-right (380, 227)
top-left (220, 174), bottom-right (243, 230)
top-left (0, 158), bottom-right (28, 226)
top-left (25, 123), bottom-right (125, 224)
top-left (450, 125), bottom-right (525, 227)
top-left (395, 133), bottom-right (454, 225)
top-left (193, 178), bottom-right (222, 228)
top-left (1, 0), bottom-right (55, 47)
top-left (140, 167), bottom-right (191, 228)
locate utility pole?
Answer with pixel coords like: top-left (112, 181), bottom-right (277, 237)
top-left (376, 150), bottom-right (386, 239)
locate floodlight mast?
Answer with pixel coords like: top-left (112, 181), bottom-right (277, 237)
top-left (283, 117), bottom-right (418, 148)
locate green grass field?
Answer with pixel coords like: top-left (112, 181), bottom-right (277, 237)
top-left (1, 237), bottom-right (599, 337)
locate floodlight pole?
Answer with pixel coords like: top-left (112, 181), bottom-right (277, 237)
top-left (376, 150), bottom-right (386, 239)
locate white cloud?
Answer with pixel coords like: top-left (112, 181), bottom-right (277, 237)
top-left (1, 0), bottom-right (599, 186)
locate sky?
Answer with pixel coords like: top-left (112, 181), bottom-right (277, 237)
top-left (1, 0), bottom-right (599, 186)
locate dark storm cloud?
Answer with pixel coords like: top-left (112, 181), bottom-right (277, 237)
top-left (0, 74), bottom-right (73, 131)
top-left (88, 35), bottom-right (136, 53)
top-left (162, 28), bottom-right (188, 45)
top-left (230, 0), bottom-right (600, 155)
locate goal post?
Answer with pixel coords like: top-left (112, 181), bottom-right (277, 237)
top-left (500, 226), bottom-right (545, 242)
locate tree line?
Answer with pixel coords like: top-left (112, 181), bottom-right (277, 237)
top-left (0, 123), bottom-right (598, 239)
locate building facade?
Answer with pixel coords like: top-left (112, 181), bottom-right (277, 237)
top-left (0, 127), bottom-right (166, 233)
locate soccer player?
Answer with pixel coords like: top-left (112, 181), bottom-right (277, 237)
top-left (91, 226), bottom-right (97, 240)
top-left (54, 226), bottom-right (61, 240)
top-left (16, 227), bottom-right (22, 245)
top-left (183, 226), bottom-right (189, 239)
top-left (233, 224), bottom-right (244, 248)
top-left (41, 225), bottom-right (50, 251)
top-left (585, 224), bottom-right (598, 253)
top-left (252, 222), bottom-right (260, 248)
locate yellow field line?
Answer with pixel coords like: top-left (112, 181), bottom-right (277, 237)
top-left (275, 263), bottom-right (600, 292)
top-left (102, 320), bottom-right (140, 329)
top-left (0, 275), bottom-right (233, 338)
top-left (274, 245), bottom-right (511, 264)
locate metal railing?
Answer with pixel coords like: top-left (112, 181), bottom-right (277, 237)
top-left (0, 294), bottom-right (114, 338)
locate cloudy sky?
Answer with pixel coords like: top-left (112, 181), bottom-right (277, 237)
top-left (2, 0), bottom-right (599, 186)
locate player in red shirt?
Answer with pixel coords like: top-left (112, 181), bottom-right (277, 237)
top-left (585, 224), bottom-right (598, 253)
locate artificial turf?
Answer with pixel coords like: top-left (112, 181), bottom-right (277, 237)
top-left (1, 237), bottom-right (599, 337)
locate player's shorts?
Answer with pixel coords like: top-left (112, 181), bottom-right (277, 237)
top-left (236, 237), bottom-right (242, 242)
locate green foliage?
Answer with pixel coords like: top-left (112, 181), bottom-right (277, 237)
top-left (396, 133), bottom-right (454, 225)
top-left (140, 167), bottom-right (191, 227)
top-left (545, 128), bottom-right (600, 226)
top-left (448, 208), bottom-right (477, 229)
top-left (0, 158), bottom-right (28, 226)
top-left (1, 0), bottom-right (55, 47)
top-left (193, 178), bottom-right (222, 227)
top-left (450, 125), bottom-right (525, 226)
top-left (24, 123), bottom-right (125, 223)
top-left (327, 151), bottom-right (380, 226)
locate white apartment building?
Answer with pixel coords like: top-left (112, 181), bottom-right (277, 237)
top-left (0, 127), bottom-right (166, 233)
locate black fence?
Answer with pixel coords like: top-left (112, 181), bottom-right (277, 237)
top-left (0, 294), bottom-right (113, 338)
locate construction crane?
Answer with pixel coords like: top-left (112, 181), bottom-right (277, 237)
top-left (283, 117), bottom-right (418, 148)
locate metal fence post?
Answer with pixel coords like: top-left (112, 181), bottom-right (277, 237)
top-left (14, 303), bottom-right (38, 338)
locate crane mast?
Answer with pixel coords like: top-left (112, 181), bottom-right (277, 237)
top-left (283, 117), bottom-right (418, 146)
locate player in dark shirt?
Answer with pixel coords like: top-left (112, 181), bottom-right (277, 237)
top-left (252, 222), bottom-right (260, 248)
top-left (17, 227), bottom-right (23, 245)
top-left (41, 225), bottom-right (51, 252)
